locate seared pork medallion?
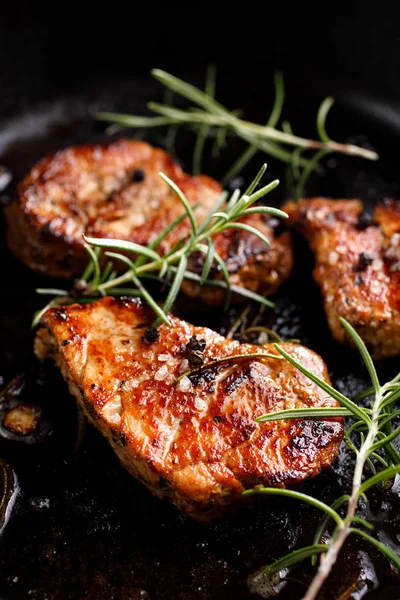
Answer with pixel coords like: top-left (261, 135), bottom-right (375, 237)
top-left (5, 139), bottom-right (293, 303)
top-left (34, 296), bottom-right (343, 521)
top-left (284, 198), bottom-right (400, 360)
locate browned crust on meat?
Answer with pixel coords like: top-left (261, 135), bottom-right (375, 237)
top-left (34, 296), bottom-right (343, 521)
top-left (284, 197), bottom-right (400, 360)
top-left (5, 139), bottom-right (293, 303)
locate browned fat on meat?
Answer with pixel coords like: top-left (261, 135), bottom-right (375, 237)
top-left (34, 296), bottom-right (343, 521)
top-left (284, 198), bottom-right (400, 360)
top-left (5, 139), bottom-right (293, 305)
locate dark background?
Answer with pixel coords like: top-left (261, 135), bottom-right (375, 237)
top-left (0, 2), bottom-right (400, 126)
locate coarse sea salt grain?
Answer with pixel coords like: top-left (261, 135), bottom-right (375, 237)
top-left (122, 379), bottom-right (139, 391)
top-left (177, 376), bottom-right (192, 392)
top-left (371, 258), bottom-right (383, 271)
top-left (158, 353), bottom-right (172, 362)
top-left (370, 280), bottom-right (381, 295)
top-left (328, 251), bottom-right (338, 265)
top-left (154, 365), bottom-right (169, 381)
top-left (391, 233), bottom-right (400, 246)
top-left (386, 246), bottom-right (400, 261)
top-left (194, 398), bottom-right (207, 411)
top-left (179, 359), bottom-right (189, 374)
top-left (102, 396), bottom-right (122, 425)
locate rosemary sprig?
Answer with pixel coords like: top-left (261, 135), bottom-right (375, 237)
top-left (97, 68), bottom-right (378, 194)
top-left (33, 166), bottom-right (285, 327)
top-left (244, 318), bottom-right (400, 599)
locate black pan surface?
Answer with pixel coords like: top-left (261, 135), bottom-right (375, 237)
top-left (0, 69), bottom-right (400, 600)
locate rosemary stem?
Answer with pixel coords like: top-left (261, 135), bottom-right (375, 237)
top-left (155, 106), bottom-right (379, 160)
top-left (97, 270), bottom-right (134, 291)
top-left (95, 219), bottom-right (234, 295)
top-left (234, 119), bottom-right (379, 160)
top-left (96, 249), bottom-right (186, 293)
top-left (147, 93), bottom-right (379, 161)
top-left (303, 391), bottom-right (382, 600)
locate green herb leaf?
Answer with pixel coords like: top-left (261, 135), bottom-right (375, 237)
top-left (358, 465), bottom-right (400, 495)
top-left (158, 172), bottom-right (198, 236)
top-left (245, 179), bottom-right (280, 206)
top-left (36, 288), bottom-right (69, 296)
top-left (317, 97), bottom-right (334, 143)
top-left (105, 251), bottom-right (169, 326)
top-left (96, 112), bottom-right (177, 128)
top-left (193, 125), bottom-right (209, 175)
top-left (255, 544), bottom-right (328, 578)
top-left (346, 516), bottom-right (374, 531)
top-left (84, 244), bottom-right (101, 288)
top-left (243, 488), bottom-right (344, 528)
top-left (244, 164), bottom-right (267, 196)
top-left (241, 206), bottom-right (288, 219)
top-left (339, 318), bottom-right (380, 395)
top-left (369, 427), bottom-right (400, 455)
top-left (222, 222), bottom-right (270, 247)
top-left (83, 235), bottom-right (160, 261)
top-left (255, 407), bottom-right (352, 422)
top-left (200, 239), bottom-right (215, 285)
top-left (157, 253), bottom-right (188, 325)
top-left (213, 250), bottom-right (232, 310)
top-left (349, 528), bottom-right (400, 572)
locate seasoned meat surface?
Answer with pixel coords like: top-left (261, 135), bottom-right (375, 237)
top-left (6, 139), bottom-right (293, 303)
top-left (35, 296), bottom-right (343, 521)
top-left (284, 197), bottom-right (400, 360)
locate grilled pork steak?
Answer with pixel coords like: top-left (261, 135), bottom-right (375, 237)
top-left (6, 139), bottom-right (293, 304)
top-left (284, 198), bottom-right (400, 360)
top-left (34, 296), bottom-right (343, 521)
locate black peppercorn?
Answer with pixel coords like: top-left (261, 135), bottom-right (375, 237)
top-left (355, 274), bottom-right (365, 286)
top-left (70, 278), bottom-right (88, 299)
top-left (132, 168), bottom-right (145, 183)
top-left (187, 335), bottom-right (206, 352)
top-left (353, 251), bottom-right (374, 272)
top-left (356, 212), bottom-right (374, 230)
top-left (143, 327), bottom-right (160, 344)
top-left (188, 351), bottom-right (204, 367)
top-left (74, 279), bottom-right (88, 292)
top-left (359, 252), bottom-right (374, 266)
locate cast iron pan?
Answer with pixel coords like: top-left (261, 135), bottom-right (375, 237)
top-left (0, 29), bottom-right (400, 599)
